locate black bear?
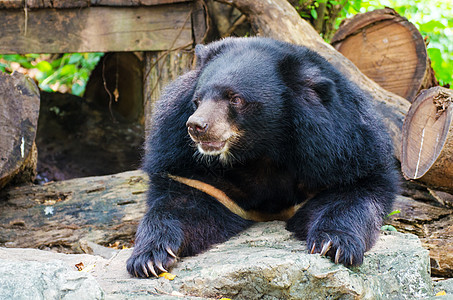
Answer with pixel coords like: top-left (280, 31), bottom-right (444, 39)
top-left (127, 37), bottom-right (397, 277)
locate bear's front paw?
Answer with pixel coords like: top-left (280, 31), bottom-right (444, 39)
top-left (307, 230), bottom-right (366, 266)
top-left (127, 246), bottom-right (178, 278)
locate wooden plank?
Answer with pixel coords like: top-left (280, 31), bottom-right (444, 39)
top-left (28, 0), bottom-right (91, 8)
top-left (0, 0), bottom-right (191, 9)
top-left (93, 0), bottom-right (192, 6)
top-left (0, 4), bottom-right (193, 54)
top-left (0, 0), bottom-right (23, 9)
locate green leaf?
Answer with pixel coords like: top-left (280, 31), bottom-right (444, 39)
top-left (428, 48), bottom-right (443, 65)
top-left (311, 8), bottom-right (318, 19)
top-left (25, 54), bottom-right (40, 59)
top-left (68, 53), bottom-right (83, 64)
top-left (71, 82), bottom-right (85, 96)
top-left (419, 20), bottom-right (446, 33)
top-left (60, 64), bottom-right (77, 76)
top-left (387, 210), bottom-right (401, 217)
top-left (50, 57), bottom-right (63, 68)
top-left (36, 61), bottom-right (53, 73)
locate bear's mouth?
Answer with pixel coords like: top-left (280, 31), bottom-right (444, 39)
top-left (198, 141), bottom-right (227, 154)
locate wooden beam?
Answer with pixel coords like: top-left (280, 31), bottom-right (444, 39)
top-left (0, 3), bottom-right (193, 54)
top-left (0, 0), bottom-right (192, 9)
top-left (94, 0), bottom-right (192, 7)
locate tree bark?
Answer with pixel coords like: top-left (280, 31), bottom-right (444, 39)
top-left (215, 0), bottom-right (411, 160)
top-left (0, 72), bottom-right (40, 189)
top-left (0, 170), bottom-right (147, 252)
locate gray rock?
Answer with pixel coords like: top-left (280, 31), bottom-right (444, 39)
top-left (0, 222), bottom-right (435, 299)
top-left (0, 258), bottom-right (104, 300)
top-left (433, 278), bottom-right (453, 299)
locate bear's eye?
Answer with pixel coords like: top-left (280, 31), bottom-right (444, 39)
top-left (230, 95), bottom-right (244, 106)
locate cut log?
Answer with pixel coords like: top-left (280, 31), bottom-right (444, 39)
top-left (402, 87), bottom-right (453, 193)
top-left (331, 8), bottom-right (437, 102)
top-left (215, 0), bottom-right (411, 160)
top-left (0, 170), bottom-right (147, 252)
top-left (0, 72), bottom-right (40, 189)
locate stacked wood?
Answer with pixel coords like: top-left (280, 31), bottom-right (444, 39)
top-left (402, 87), bottom-right (453, 193)
top-left (331, 8), bottom-right (438, 102)
top-left (0, 72), bottom-right (40, 189)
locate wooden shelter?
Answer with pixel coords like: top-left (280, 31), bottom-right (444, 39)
top-left (0, 0), bottom-right (207, 186)
top-left (0, 0), bottom-right (206, 54)
top-left (0, 0), bottom-right (207, 122)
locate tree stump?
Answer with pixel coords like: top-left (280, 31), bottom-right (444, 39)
top-left (331, 8), bottom-right (437, 102)
top-left (402, 87), bottom-right (453, 193)
top-left (0, 72), bottom-right (40, 189)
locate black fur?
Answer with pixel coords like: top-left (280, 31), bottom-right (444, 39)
top-left (127, 37), bottom-right (397, 277)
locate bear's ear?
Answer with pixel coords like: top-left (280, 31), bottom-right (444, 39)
top-left (304, 76), bottom-right (338, 103)
top-left (279, 54), bottom-right (338, 104)
top-left (194, 40), bottom-right (230, 68)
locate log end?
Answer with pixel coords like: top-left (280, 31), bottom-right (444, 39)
top-left (332, 9), bottom-right (434, 102)
top-left (402, 87), bottom-right (453, 191)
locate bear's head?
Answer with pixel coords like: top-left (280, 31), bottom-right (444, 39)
top-left (186, 38), bottom-right (291, 164)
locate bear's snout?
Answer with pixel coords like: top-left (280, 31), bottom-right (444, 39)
top-left (187, 116), bottom-right (208, 138)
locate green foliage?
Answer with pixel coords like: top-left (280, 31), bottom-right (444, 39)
top-left (380, 210), bottom-right (400, 231)
top-left (0, 53), bottom-right (103, 96)
top-left (386, 210), bottom-right (401, 217)
top-left (337, 0), bottom-right (453, 86)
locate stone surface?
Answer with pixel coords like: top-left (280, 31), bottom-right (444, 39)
top-left (0, 257), bottom-right (104, 300)
top-left (434, 278), bottom-right (453, 296)
top-left (386, 195), bottom-right (453, 277)
top-left (0, 222), bottom-right (437, 299)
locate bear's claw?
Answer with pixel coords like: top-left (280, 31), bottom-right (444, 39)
top-left (166, 247), bottom-right (178, 258)
top-left (308, 231), bottom-right (365, 267)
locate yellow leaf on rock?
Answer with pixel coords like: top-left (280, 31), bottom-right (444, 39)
top-left (219, 298), bottom-right (232, 300)
top-left (436, 290), bottom-right (447, 296)
top-left (158, 272), bottom-right (176, 280)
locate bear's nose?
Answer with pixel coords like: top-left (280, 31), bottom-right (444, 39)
top-left (187, 116), bottom-right (208, 137)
